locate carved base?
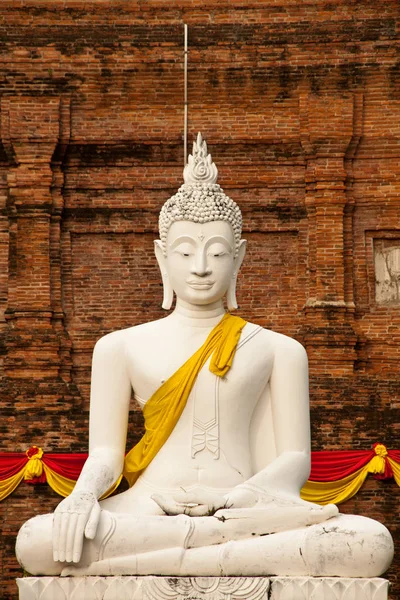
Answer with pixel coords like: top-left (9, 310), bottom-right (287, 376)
top-left (271, 577), bottom-right (389, 599)
top-left (17, 576), bottom-right (390, 600)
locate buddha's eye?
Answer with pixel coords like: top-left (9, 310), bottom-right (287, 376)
top-left (173, 243), bottom-right (194, 257)
top-left (208, 243), bottom-right (229, 258)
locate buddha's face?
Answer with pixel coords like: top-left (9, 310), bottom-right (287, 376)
top-left (163, 220), bottom-right (239, 307)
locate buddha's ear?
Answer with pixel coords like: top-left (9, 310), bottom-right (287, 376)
top-left (154, 240), bottom-right (173, 310)
top-left (227, 239), bottom-right (246, 311)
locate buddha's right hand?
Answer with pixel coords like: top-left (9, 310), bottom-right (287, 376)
top-left (53, 490), bottom-right (101, 564)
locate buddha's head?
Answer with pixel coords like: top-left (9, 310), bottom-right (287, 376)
top-left (155, 133), bottom-right (246, 311)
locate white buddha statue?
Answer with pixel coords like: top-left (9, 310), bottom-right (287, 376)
top-left (16, 134), bottom-right (393, 579)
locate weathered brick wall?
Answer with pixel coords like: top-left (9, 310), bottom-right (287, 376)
top-left (0, 1), bottom-right (399, 598)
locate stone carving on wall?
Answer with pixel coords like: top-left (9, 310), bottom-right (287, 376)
top-left (374, 240), bottom-right (400, 305)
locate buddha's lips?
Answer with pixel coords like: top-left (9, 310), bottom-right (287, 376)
top-left (187, 280), bottom-right (215, 289)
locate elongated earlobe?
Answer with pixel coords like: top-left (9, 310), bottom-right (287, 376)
top-left (154, 240), bottom-right (174, 310)
top-left (227, 277), bottom-right (238, 311)
top-left (227, 239), bottom-right (246, 311)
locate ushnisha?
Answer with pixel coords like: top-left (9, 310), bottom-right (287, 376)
top-left (16, 134), bottom-right (393, 578)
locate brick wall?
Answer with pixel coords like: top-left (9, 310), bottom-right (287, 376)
top-left (0, 1), bottom-right (399, 598)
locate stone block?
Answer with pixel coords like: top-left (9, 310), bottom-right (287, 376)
top-left (16, 576), bottom-right (389, 600)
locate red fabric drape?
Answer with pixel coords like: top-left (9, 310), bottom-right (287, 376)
top-left (42, 454), bottom-right (88, 480)
top-left (1, 450), bottom-right (398, 482)
top-left (309, 450), bottom-right (375, 481)
top-left (0, 453), bottom-right (29, 478)
top-left (0, 452), bottom-right (88, 486)
top-left (26, 454), bottom-right (88, 484)
top-left (1, 446), bottom-right (399, 503)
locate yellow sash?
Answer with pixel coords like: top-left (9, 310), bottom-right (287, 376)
top-left (123, 313), bottom-right (247, 487)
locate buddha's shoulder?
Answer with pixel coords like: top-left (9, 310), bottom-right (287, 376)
top-left (245, 322), bottom-right (307, 359)
top-left (92, 318), bottom-right (167, 353)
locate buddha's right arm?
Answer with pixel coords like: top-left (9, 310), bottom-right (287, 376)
top-left (53, 331), bottom-right (132, 563)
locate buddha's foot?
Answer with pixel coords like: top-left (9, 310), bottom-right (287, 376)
top-left (211, 502), bottom-right (338, 536)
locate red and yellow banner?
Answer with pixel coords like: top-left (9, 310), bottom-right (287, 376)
top-left (301, 443), bottom-right (400, 504)
top-left (0, 443), bottom-right (399, 505)
top-left (0, 446), bottom-right (121, 502)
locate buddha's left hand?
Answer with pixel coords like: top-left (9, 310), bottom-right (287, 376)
top-left (151, 490), bottom-right (228, 517)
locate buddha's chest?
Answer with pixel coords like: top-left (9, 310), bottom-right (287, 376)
top-left (127, 324), bottom-right (273, 471)
top-left (184, 351), bottom-right (267, 460)
top-left (126, 324), bottom-right (270, 404)
top-left (126, 325), bottom-right (273, 449)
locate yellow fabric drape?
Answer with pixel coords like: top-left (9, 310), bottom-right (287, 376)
top-left (301, 467), bottom-right (368, 505)
top-left (24, 447), bottom-right (44, 480)
top-left (0, 470), bottom-right (26, 502)
top-left (123, 313), bottom-right (247, 487)
top-left (43, 464), bottom-right (122, 499)
top-left (388, 457), bottom-right (400, 487)
top-left (43, 464), bottom-right (76, 498)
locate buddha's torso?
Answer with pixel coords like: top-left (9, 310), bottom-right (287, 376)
top-left (102, 316), bottom-right (276, 514)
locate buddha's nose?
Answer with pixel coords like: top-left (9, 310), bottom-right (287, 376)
top-left (191, 251), bottom-right (212, 277)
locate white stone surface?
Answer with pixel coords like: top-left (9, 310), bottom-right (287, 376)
top-left (17, 576), bottom-right (390, 600)
top-left (270, 577), bottom-right (389, 600)
top-left (16, 135), bottom-right (394, 579)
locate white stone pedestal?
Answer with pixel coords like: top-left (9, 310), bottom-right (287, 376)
top-left (17, 576), bottom-right (390, 600)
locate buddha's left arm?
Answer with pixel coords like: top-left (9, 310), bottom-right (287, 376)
top-left (228, 337), bottom-right (311, 504)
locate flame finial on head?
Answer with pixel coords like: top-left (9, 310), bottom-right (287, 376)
top-left (183, 132), bottom-right (218, 184)
top-left (159, 133), bottom-right (242, 257)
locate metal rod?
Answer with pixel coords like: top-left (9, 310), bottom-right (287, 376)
top-left (184, 23), bottom-right (188, 167)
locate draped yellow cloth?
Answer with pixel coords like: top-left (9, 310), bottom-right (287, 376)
top-left (123, 313), bottom-right (247, 487)
top-left (0, 470), bottom-right (26, 501)
top-left (388, 457), bottom-right (400, 487)
top-left (301, 467), bottom-right (368, 505)
top-left (43, 466), bottom-right (123, 499)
